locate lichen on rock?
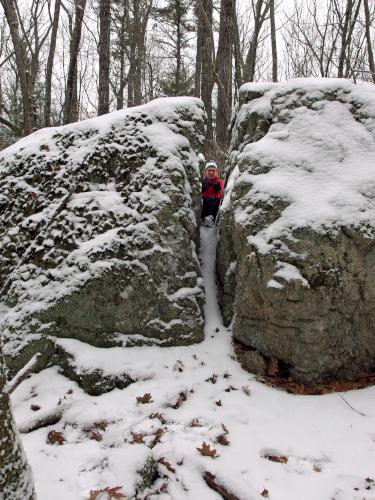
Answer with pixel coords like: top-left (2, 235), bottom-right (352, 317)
top-left (217, 78), bottom-right (375, 385)
top-left (0, 97), bottom-right (206, 382)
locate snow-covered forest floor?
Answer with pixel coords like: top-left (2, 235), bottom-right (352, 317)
top-left (11, 227), bottom-right (375, 500)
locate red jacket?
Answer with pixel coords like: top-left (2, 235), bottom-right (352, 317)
top-left (202, 177), bottom-right (224, 199)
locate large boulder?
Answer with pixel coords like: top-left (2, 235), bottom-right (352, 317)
top-left (0, 97), bottom-right (206, 378)
top-left (217, 78), bottom-right (375, 384)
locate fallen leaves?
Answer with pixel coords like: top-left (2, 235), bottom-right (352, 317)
top-left (90, 431), bottom-right (103, 442)
top-left (167, 391), bottom-right (187, 409)
top-left (206, 373), bottom-right (218, 384)
top-left (173, 360), bottom-right (184, 372)
top-left (46, 430), bottom-right (65, 445)
top-left (88, 486), bottom-right (126, 499)
top-left (149, 412), bottom-right (167, 424)
top-left (149, 427), bottom-right (164, 448)
top-left (267, 357), bottom-right (279, 377)
top-left (197, 442), bottom-right (219, 458)
top-left (136, 393), bottom-right (153, 404)
top-left (158, 457), bottom-right (176, 473)
top-left (261, 488), bottom-right (269, 497)
top-left (264, 453), bottom-right (288, 464)
top-left (216, 434), bottom-right (230, 446)
top-left (215, 400), bottom-right (222, 406)
top-left (191, 418), bottom-right (203, 428)
top-left (131, 432), bottom-right (145, 444)
top-left (30, 404), bottom-right (41, 411)
top-left (242, 385), bottom-right (251, 396)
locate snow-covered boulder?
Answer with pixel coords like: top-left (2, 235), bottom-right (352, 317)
top-left (217, 78), bottom-right (375, 384)
top-left (0, 97), bottom-right (206, 385)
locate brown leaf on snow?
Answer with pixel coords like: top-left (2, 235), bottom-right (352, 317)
top-left (197, 442), bottom-right (219, 458)
top-left (264, 454), bottom-right (288, 464)
top-left (131, 432), bottom-right (145, 444)
top-left (90, 431), bottom-right (102, 442)
top-left (173, 360), bottom-right (184, 372)
top-left (206, 374), bottom-right (218, 384)
top-left (83, 420), bottom-right (109, 433)
top-left (191, 418), bottom-right (203, 427)
top-left (149, 412), bottom-right (167, 424)
top-left (136, 393), bottom-right (153, 404)
top-left (46, 430), bottom-right (65, 446)
top-left (313, 464), bottom-right (322, 472)
top-left (158, 457), bottom-right (176, 473)
top-left (242, 385), bottom-right (251, 396)
top-left (149, 427), bottom-right (164, 448)
top-left (224, 385), bottom-right (238, 392)
top-left (215, 400), bottom-right (222, 407)
top-left (216, 434), bottom-right (230, 446)
top-left (30, 404), bottom-right (41, 411)
top-left (167, 391), bottom-right (187, 409)
top-left (88, 486), bottom-right (126, 499)
top-left (221, 423), bottom-right (229, 434)
top-left (261, 488), bottom-right (269, 498)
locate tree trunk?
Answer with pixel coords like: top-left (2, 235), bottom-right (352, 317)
top-left (363, 0), bottom-right (375, 82)
top-left (45, 0), bottom-right (61, 126)
top-left (270, 0), bottom-right (278, 82)
top-left (243, 0), bottom-right (270, 82)
top-left (201, 0), bottom-right (214, 140)
top-left (232, 4), bottom-right (243, 91)
top-left (0, 350), bottom-right (36, 499)
top-left (338, 0), bottom-right (353, 77)
top-left (0, 0), bottom-right (34, 135)
top-left (98, 0), bottom-right (111, 115)
top-left (176, 0), bottom-right (182, 94)
top-left (63, 0), bottom-right (87, 124)
top-left (216, 0), bottom-right (234, 150)
top-left (133, 0), bottom-right (142, 105)
top-left (194, 4), bottom-right (202, 98)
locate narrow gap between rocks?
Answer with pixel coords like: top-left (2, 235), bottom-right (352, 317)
top-left (199, 225), bottom-right (223, 335)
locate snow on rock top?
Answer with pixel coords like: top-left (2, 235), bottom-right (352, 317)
top-left (0, 97), bottom-right (206, 382)
top-left (217, 78), bottom-right (375, 384)
top-left (227, 78), bottom-right (375, 251)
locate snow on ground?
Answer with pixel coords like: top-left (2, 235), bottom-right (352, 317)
top-left (11, 227), bottom-right (375, 500)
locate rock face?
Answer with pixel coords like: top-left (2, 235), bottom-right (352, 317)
top-left (217, 79), bottom-right (375, 384)
top-left (0, 97), bottom-right (205, 379)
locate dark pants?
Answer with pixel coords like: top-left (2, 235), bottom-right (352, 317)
top-left (201, 197), bottom-right (220, 220)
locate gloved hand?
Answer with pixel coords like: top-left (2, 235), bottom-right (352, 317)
top-left (202, 179), bottom-right (210, 191)
top-left (213, 180), bottom-right (221, 193)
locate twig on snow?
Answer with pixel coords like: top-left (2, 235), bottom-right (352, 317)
top-left (337, 392), bottom-right (366, 417)
top-left (203, 471), bottom-right (241, 500)
top-left (7, 352), bottom-right (43, 394)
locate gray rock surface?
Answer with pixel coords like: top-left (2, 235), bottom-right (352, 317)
top-left (0, 97), bottom-right (206, 381)
top-left (217, 79), bottom-right (375, 384)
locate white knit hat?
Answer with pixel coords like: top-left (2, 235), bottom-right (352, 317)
top-left (205, 161), bottom-right (218, 171)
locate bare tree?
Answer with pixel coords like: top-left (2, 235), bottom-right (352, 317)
top-left (0, 349), bottom-right (36, 499)
top-left (243, 0), bottom-right (270, 82)
top-left (63, 0), bottom-right (87, 124)
top-left (98, 0), bottom-right (111, 115)
top-left (216, 0), bottom-right (234, 150)
top-left (45, 0), bottom-right (61, 126)
top-left (363, 0), bottom-right (375, 82)
top-left (0, 0), bottom-right (34, 134)
top-left (270, 0), bottom-right (277, 81)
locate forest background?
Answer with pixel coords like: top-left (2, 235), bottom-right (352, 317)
top-left (0, 0), bottom-right (374, 158)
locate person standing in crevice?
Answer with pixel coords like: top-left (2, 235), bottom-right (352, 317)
top-left (201, 161), bottom-right (224, 226)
